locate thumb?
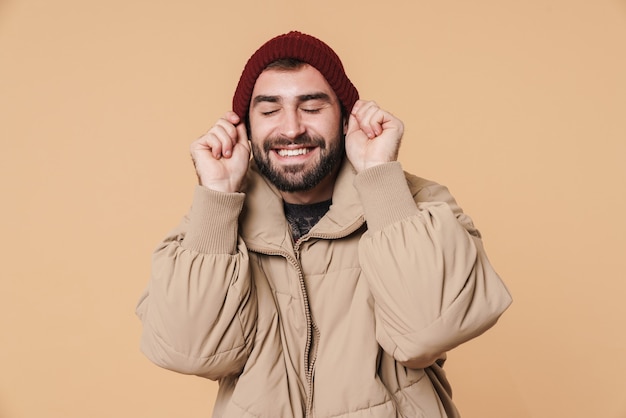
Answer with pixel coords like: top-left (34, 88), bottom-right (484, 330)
top-left (235, 123), bottom-right (251, 151)
top-left (346, 112), bottom-right (361, 137)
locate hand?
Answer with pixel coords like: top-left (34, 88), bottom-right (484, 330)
top-left (190, 112), bottom-right (251, 193)
top-left (345, 100), bottom-right (404, 173)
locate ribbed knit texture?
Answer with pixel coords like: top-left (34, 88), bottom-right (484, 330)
top-left (182, 186), bottom-right (245, 254)
top-left (353, 162), bottom-right (420, 232)
top-left (232, 31), bottom-right (359, 118)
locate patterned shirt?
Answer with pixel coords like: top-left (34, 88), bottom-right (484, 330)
top-left (283, 199), bottom-right (332, 242)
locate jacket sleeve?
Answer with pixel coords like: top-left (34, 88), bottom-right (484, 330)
top-left (135, 185), bottom-right (257, 380)
top-left (354, 162), bottom-right (512, 369)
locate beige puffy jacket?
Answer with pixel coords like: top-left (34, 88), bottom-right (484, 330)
top-left (136, 160), bottom-right (512, 417)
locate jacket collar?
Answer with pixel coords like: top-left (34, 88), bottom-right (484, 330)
top-left (240, 159), bottom-right (365, 254)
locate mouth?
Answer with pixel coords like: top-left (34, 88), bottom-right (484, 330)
top-left (271, 145), bottom-right (319, 161)
top-left (275, 147), bottom-right (314, 157)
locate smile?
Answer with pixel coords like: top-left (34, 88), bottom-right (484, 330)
top-left (276, 148), bottom-right (313, 157)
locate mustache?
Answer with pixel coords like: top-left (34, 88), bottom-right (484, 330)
top-left (262, 134), bottom-right (326, 152)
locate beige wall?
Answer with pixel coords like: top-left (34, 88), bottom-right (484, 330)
top-left (1, 0), bottom-right (625, 417)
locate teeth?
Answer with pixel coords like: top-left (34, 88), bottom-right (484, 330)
top-left (277, 148), bottom-right (310, 157)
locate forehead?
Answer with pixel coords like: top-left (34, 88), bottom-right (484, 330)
top-left (251, 64), bottom-right (336, 99)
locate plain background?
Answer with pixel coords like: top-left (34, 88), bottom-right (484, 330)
top-left (1, 0), bottom-right (625, 417)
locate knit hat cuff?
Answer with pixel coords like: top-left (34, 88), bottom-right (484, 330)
top-left (232, 31), bottom-right (359, 119)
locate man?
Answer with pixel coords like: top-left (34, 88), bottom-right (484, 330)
top-left (136, 31), bottom-right (512, 418)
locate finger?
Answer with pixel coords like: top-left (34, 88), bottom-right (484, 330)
top-left (213, 119), bottom-right (239, 157)
top-left (235, 123), bottom-right (250, 150)
top-left (368, 108), bottom-right (387, 138)
top-left (363, 106), bottom-right (383, 138)
top-left (224, 111), bottom-right (241, 126)
top-left (200, 132), bottom-right (224, 159)
top-left (354, 101), bottom-right (382, 138)
top-left (350, 99), bottom-right (366, 115)
top-left (195, 125), bottom-right (233, 159)
top-left (190, 136), bottom-right (218, 164)
top-left (211, 123), bottom-right (242, 158)
top-left (351, 100), bottom-right (377, 117)
top-left (345, 112), bottom-right (361, 137)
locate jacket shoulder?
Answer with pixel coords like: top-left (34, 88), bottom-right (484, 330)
top-left (403, 171), bottom-right (481, 238)
top-left (403, 171), bottom-right (447, 201)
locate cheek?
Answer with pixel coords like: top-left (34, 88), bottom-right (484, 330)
top-left (248, 117), bottom-right (275, 141)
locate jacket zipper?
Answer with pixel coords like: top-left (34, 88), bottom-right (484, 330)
top-left (246, 246), bottom-right (316, 417)
top-left (293, 247), bottom-right (317, 418)
top-left (294, 217), bottom-right (365, 418)
top-left (248, 215), bottom-right (365, 418)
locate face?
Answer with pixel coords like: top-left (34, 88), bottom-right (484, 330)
top-left (248, 64), bottom-right (345, 196)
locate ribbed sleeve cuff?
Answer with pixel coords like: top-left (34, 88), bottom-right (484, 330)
top-left (182, 185), bottom-right (245, 254)
top-left (353, 162), bottom-right (419, 232)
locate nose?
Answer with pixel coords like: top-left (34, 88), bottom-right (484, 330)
top-left (279, 108), bottom-right (306, 139)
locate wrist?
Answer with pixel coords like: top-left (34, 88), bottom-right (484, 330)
top-left (199, 177), bottom-right (242, 194)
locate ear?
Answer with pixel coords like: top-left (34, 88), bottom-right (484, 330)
top-left (342, 116), bottom-right (348, 135)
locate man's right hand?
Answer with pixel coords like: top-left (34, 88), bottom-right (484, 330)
top-left (190, 112), bottom-right (251, 193)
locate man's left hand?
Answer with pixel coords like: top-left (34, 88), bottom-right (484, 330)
top-left (345, 100), bottom-right (404, 173)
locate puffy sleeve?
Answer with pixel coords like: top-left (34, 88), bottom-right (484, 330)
top-left (135, 186), bottom-right (257, 380)
top-left (354, 162), bottom-right (512, 368)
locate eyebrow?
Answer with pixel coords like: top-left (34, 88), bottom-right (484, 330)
top-left (252, 92), bottom-right (333, 107)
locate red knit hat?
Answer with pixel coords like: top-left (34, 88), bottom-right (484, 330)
top-left (232, 31), bottom-right (359, 119)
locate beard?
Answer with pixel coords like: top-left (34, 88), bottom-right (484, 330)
top-left (251, 130), bottom-right (344, 193)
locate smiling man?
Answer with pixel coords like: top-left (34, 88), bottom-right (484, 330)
top-left (248, 61), bottom-right (345, 201)
top-left (136, 31), bottom-right (512, 418)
